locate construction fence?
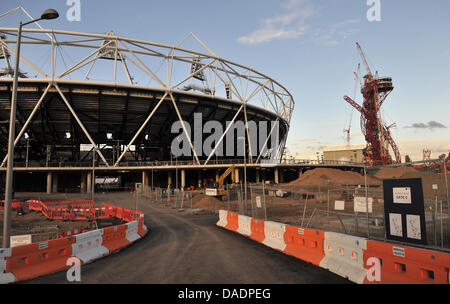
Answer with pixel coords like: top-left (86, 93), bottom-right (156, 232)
top-left (221, 159), bottom-right (449, 252)
top-left (139, 186), bottom-right (197, 211)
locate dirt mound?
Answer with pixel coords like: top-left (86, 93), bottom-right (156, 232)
top-left (374, 166), bottom-right (449, 197)
top-left (191, 194), bottom-right (224, 211)
top-left (289, 168), bottom-right (380, 187)
top-left (374, 166), bottom-right (420, 179)
top-left (400, 171), bottom-right (449, 197)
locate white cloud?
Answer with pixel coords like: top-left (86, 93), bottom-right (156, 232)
top-left (314, 19), bottom-right (361, 46)
top-left (237, 1), bottom-right (360, 46)
top-left (264, 10), bottom-right (311, 26)
top-left (237, 0), bottom-right (312, 44)
top-left (283, 0), bottom-right (307, 10)
top-left (237, 26), bottom-right (308, 45)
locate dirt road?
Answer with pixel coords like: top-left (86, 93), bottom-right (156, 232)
top-left (20, 192), bottom-right (350, 284)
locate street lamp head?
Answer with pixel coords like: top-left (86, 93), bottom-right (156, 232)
top-left (41, 9), bottom-right (59, 20)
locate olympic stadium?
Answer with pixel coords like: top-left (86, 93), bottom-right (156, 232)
top-left (0, 7), bottom-right (361, 192)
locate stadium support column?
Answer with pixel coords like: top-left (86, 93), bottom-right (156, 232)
top-left (256, 170), bottom-right (260, 183)
top-left (80, 173), bottom-right (87, 193)
top-left (86, 171), bottom-right (92, 194)
top-left (142, 171), bottom-right (148, 187)
top-left (274, 168), bottom-right (279, 184)
top-left (52, 173), bottom-right (58, 193)
top-left (46, 172), bottom-right (52, 194)
top-left (197, 171), bottom-right (202, 188)
top-left (168, 171), bottom-right (172, 188)
top-left (181, 169), bottom-right (185, 189)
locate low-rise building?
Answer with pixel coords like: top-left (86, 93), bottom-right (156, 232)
top-left (323, 144), bottom-right (366, 163)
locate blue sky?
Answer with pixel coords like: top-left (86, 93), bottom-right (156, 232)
top-left (2, 0), bottom-right (450, 161)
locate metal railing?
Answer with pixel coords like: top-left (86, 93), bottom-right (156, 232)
top-left (5, 158), bottom-right (364, 169)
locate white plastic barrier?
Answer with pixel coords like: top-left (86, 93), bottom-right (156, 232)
top-left (126, 221), bottom-right (141, 243)
top-left (216, 210), bottom-right (228, 228)
top-left (138, 214), bottom-right (148, 234)
top-left (319, 232), bottom-right (368, 284)
top-left (0, 248), bottom-right (15, 284)
top-left (71, 229), bottom-right (109, 264)
top-left (262, 221), bottom-right (286, 251)
top-left (236, 215), bottom-right (252, 236)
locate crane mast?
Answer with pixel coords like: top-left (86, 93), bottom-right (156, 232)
top-left (343, 63), bottom-right (360, 145)
top-left (356, 42), bottom-right (372, 77)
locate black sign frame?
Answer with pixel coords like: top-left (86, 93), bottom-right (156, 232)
top-left (383, 178), bottom-right (427, 245)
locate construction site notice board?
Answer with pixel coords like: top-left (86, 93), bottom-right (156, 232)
top-left (383, 178), bottom-right (427, 245)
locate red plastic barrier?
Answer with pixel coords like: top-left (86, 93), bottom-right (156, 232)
top-left (101, 203), bottom-right (116, 217)
top-left (363, 240), bottom-right (450, 284)
top-left (0, 200), bottom-right (25, 210)
top-left (121, 208), bottom-right (134, 222)
top-left (27, 200), bottom-right (44, 211)
top-left (6, 237), bottom-right (75, 281)
top-left (250, 218), bottom-right (265, 243)
top-left (224, 211), bottom-right (239, 231)
top-left (283, 226), bottom-right (325, 266)
top-left (116, 206), bottom-right (123, 220)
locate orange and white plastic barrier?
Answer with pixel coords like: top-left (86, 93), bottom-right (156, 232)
top-left (224, 211), bottom-right (239, 232)
top-left (216, 210), bottom-right (228, 228)
top-left (5, 237), bottom-right (75, 282)
top-left (56, 228), bottom-right (88, 239)
top-left (125, 221), bottom-right (141, 243)
top-left (71, 229), bottom-right (109, 264)
top-left (102, 225), bottom-right (129, 254)
top-left (237, 215), bottom-right (252, 237)
top-left (249, 218), bottom-right (265, 243)
top-left (0, 248), bottom-right (15, 284)
top-left (216, 211), bottom-right (449, 284)
top-left (363, 240), bottom-right (450, 284)
top-left (262, 221), bottom-right (286, 251)
top-left (0, 201), bottom-right (147, 284)
top-left (284, 226), bottom-right (325, 266)
top-left (319, 232), bottom-right (368, 284)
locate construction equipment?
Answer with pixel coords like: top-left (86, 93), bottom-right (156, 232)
top-left (343, 63), bottom-right (360, 145)
top-left (343, 42), bottom-right (401, 166)
top-left (205, 165), bottom-right (236, 197)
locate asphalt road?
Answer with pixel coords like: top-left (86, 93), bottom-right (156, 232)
top-left (22, 193), bottom-right (350, 284)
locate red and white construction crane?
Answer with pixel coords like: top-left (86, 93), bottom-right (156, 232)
top-left (343, 42), bottom-right (401, 166)
top-left (343, 63), bottom-right (360, 145)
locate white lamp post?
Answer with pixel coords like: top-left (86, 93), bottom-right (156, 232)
top-left (2, 9), bottom-right (59, 248)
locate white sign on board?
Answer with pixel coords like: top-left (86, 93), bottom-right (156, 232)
top-left (10, 234), bottom-right (32, 248)
top-left (353, 197), bottom-right (373, 213)
top-left (406, 214), bottom-right (421, 240)
top-left (432, 184), bottom-right (438, 190)
top-left (334, 200), bottom-right (345, 211)
top-left (255, 196), bottom-right (262, 208)
top-left (389, 213), bottom-right (403, 237)
top-left (393, 187), bottom-right (411, 204)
